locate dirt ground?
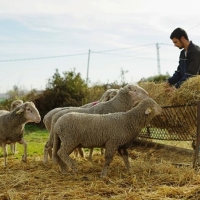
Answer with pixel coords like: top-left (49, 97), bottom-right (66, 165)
top-left (0, 140), bottom-right (200, 200)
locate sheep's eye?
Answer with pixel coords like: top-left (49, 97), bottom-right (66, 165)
top-left (27, 108), bottom-right (32, 113)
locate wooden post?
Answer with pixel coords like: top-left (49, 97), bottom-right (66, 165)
top-left (193, 101), bottom-right (200, 168)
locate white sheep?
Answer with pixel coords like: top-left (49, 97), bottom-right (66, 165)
top-left (43, 88), bottom-right (119, 132)
top-left (9, 99), bottom-right (24, 154)
top-left (0, 100), bottom-right (23, 154)
top-left (10, 99), bottom-right (24, 111)
top-left (52, 98), bottom-right (162, 177)
top-left (81, 88), bottom-right (119, 108)
top-left (0, 102), bottom-right (41, 166)
top-left (43, 88), bottom-right (119, 162)
top-left (44, 84), bottom-right (149, 163)
top-left (0, 100), bottom-right (24, 155)
top-left (0, 110), bottom-right (10, 115)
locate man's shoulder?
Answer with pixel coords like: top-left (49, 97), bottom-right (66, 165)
top-left (189, 41), bottom-right (200, 51)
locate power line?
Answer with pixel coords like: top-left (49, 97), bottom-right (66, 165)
top-left (0, 52), bottom-right (89, 62)
top-left (188, 22), bottom-right (200, 31)
top-left (91, 43), bottom-right (155, 53)
top-left (0, 43), bottom-right (155, 62)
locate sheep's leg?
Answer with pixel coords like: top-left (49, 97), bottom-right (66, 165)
top-left (10, 143), bottom-right (16, 155)
top-left (100, 148), bottom-right (104, 155)
top-left (18, 138), bottom-right (27, 162)
top-left (43, 143), bottom-right (49, 163)
top-left (77, 147), bottom-right (84, 158)
top-left (2, 143), bottom-right (8, 166)
top-left (101, 147), bottom-right (116, 177)
top-left (73, 148), bottom-right (78, 157)
top-left (88, 148), bottom-right (104, 161)
top-left (88, 148), bottom-right (93, 161)
top-left (43, 141), bottom-right (53, 163)
top-left (118, 148), bottom-right (130, 172)
top-left (73, 147), bottom-right (84, 158)
top-left (57, 145), bottom-right (78, 174)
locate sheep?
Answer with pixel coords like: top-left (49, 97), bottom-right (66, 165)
top-left (9, 100), bottom-right (24, 154)
top-left (43, 84), bottom-right (149, 163)
top-left (10, 99), bottom-right (24, 111)
top-left (43, 88), bottom-right (119, 132)
top-left (81, 88), bottom-right (119, 108)
top-left (0, 102), bottom-right (41, 166)
top-left (0, 100), bottom-right (23, 154)
top-left (43, 88), bottom-right (119, 162)
top-left (52, 98), bottom-right (162, 177)
top-left (0, 110), bottom-right (10, 115)
top-left (0, 100), bottom-right (24, 155)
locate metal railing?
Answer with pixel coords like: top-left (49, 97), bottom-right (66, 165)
top-left (138, 102), bottom-right (200, 167)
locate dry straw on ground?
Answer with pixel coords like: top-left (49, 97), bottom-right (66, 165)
top-left (0, 144), bottom-right (200, 200)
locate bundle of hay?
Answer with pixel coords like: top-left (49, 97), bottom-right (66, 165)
top-left (138, 75), bottom-right (200, 106)
top-left (138, 76), bottom-right (200, 140)
top-left (138, 82), bottom-right (171, 106)
top-left (169, 76), bottom-right (200, 105)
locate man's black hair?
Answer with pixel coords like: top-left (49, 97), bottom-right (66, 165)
top-left (170, 28), bottom-right (189, 40)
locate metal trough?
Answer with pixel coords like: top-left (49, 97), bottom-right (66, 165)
top-left (138, 102), bottom-right (200, 167)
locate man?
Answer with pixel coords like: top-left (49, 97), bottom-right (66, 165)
top-left (166, 27), bottom-right (200, 89)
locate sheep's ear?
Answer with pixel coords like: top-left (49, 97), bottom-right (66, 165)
top-left (145, 108), bottom-right (152, 114)
top-left (16, 108), bottom-right (24, 114)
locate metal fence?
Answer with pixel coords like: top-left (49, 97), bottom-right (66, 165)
top-left (138, 102), bottom-right (200, 167)
top-left (139, 103), bottom-right (197, 141)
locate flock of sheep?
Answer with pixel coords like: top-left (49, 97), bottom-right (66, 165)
top-left (0, 84), bottom-right (162, 177)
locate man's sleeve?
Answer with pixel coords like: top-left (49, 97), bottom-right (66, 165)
top-left (168, 68), bottom-right (182, 86)
top-left (186, 50), bottom-right (200, 75)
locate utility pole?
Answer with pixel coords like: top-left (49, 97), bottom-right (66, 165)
top-left (86, 49), bottom-right (91, 84)
top-left (156, 43), bottom-right (161, 75)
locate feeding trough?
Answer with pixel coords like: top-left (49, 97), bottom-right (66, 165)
top-left (139, 102), bottom-right (200, 168)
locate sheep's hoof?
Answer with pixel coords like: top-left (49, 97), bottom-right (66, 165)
top-left (22, 155), bottom-right (27, 162)
top-left (43, 156), bottom-right (48, 164)
top-left (87, 157), bottom-right (93, 162)
top-left (72, 168), bottom-right (78, 175)
top-left (100, 173), bottom-right (107, 178)
top-left (59, 166), bottom-right (68, 174)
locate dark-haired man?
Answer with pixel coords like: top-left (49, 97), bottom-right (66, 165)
top-left (166, 27), bottom-right (200, 89)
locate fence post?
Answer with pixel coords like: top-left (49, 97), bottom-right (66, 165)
top-left (193, 101), bottom-right (200, 168)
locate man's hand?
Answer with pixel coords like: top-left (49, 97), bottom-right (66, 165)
top-left (165, 82), bottom-right (176, 92)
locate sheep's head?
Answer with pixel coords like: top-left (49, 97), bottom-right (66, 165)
top-left (140, 98), bottom-right (162, 118)
top-left (10, 100), bottom-right (23, 111)
top-left (101, 89), bottom-right (119, 102)
top-left (125, 84), bottom-right (149, 106)
top-left (16, 102), bottom-right (41, 123)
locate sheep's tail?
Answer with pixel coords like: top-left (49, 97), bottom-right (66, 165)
top-left (52, 126), bottom-right (61, 164)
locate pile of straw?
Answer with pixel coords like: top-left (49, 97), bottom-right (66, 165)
top-left (138, 76), bottom-right (200, 140)
top-left (0, 146), bottom-right (199, 200)
top-left (138, 75), bottom-right (200, 106)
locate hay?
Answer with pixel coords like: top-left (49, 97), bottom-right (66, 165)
top-left (138, 76), bottom-right (200, 106)
top-left (169, 76), bottom-right (200, 105)
top-left (138, 77), bottom-right (200, 140)
top-left (0, 146), bottom-right (200, 200)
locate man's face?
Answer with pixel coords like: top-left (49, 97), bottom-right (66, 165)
top-left (172, 37), bottom-right (184, 49)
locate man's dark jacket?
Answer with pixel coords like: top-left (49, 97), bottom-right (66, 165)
top-left (168, 41), bottom-right (200, 88)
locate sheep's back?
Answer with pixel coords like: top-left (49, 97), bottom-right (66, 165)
top-left (54, 111), bottom-right (140, 148)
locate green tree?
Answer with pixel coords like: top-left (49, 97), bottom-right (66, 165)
top-left (31, 69), bottom-right (88, 124)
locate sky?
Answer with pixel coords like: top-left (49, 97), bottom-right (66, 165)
top-left (0, 0), bottom-right (200, 93)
